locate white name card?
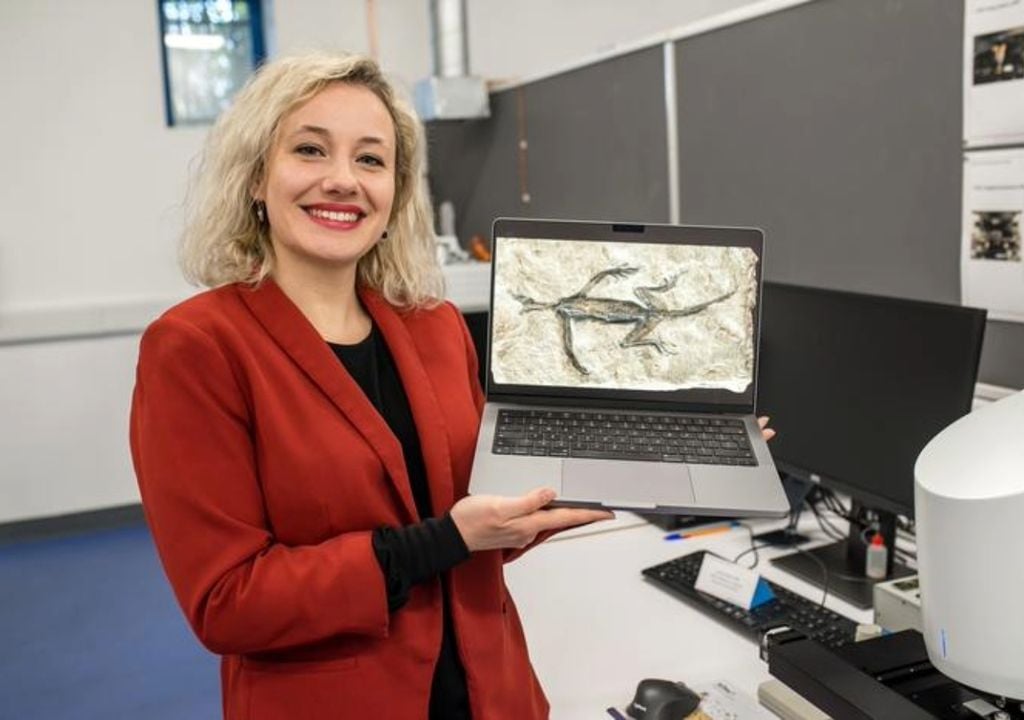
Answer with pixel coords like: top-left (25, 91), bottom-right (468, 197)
top-left (694, 553), bottom-right (775, 610)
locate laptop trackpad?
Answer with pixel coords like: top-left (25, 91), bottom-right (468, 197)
top-left (562, 459), bottom-right (695, 507)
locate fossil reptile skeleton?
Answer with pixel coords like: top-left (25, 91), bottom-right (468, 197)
top-left (512, 265), bottom-right (735, 375)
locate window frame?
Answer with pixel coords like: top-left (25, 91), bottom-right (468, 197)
top-left (156, 0), bottom-right (267, 127)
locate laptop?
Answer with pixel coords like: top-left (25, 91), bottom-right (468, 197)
top-left (467, 218), bottom-right (787, 517)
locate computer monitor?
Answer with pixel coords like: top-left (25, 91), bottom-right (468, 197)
top-left (757, 282), bottom-right (986, 609)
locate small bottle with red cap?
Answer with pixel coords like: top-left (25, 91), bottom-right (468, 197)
top-left (865, 532), bottom-right (888, 580)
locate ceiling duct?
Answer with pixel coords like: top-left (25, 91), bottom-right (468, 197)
top-left (414, 0), bottom-right (490, 121)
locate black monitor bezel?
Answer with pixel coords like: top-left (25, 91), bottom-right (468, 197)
top-left (757, 281), bottom-right (987, 518)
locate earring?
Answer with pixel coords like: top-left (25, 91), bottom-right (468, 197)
top-left (254, 201), bottom-right (266, 224)
top-left (381, 230), bottom-right (389, 240)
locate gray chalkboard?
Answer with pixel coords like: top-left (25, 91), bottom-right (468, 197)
top-left (674, 0), bottom-right (1021, 388)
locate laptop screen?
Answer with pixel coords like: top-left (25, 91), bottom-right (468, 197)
top-left (487, 219), bottom-right (763, 412)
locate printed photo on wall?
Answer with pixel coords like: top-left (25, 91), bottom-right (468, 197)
top-left (965, 1), bottom-right (1024, 147)
top-left (962, 150), bottom-right (1024, 322)
top-left (973, 27), bottom-right (1024, 86)
top-left (970, 211), bottom-right (1022, 262)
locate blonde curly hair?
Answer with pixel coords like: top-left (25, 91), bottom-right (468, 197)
top-left (180, 52), bottom-right (444, 308)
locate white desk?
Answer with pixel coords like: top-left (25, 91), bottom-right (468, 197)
top-left (504, 513), bottom-right (873, 719)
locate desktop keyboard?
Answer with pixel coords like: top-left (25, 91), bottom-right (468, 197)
top-left (492, 409), bottom-right (756, 466)
top-left (642, 550), bottom-right (858, 649)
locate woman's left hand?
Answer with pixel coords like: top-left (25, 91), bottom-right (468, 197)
top-left (757, 415), bottom-right (776, 441)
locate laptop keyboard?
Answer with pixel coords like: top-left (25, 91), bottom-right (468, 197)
top-left (492, 409), bottom-right (757, 466)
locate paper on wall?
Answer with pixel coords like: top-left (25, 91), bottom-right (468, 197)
top-left (962, 149), bottom-right (1024, 322)
top-left (964, 0), bottom-right (1024, 148)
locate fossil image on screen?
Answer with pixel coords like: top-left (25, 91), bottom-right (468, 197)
top-left (491, 238), bottom-right (758, 392)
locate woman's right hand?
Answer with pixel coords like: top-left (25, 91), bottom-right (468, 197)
top-left (450, 487), bottom-right (614, 552)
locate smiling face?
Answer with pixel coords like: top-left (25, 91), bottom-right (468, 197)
top-left (256, 82), bottom-right (397, 281)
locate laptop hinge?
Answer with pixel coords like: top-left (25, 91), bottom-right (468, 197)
top-left (485, 392), bottom-right (751, 416)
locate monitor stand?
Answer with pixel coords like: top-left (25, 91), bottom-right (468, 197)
top-left (770, 508), bottom-right (913, 610)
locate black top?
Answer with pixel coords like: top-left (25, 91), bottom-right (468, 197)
top-left (328, 324), bottom-right (472, 720)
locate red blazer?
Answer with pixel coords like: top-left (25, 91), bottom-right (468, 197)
top-left (130, 279), bottom-right (549, 720)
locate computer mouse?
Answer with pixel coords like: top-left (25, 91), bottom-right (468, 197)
top-left (626, 678), bottom-right (701, 720)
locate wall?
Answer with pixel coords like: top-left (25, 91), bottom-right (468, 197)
top-left (672, 0), bottom-right (1024, 389)
top-left (0, 336), bottom-right (140, 521)
top-left (0, 0), bottom-right (767, 323)
top-left (429, 0), bottom-right (1024, 393)
top-left (0, 0), bottom-right (397, 524)
top-left (467, 0), bottom-right (762, 83)
top-left (0, 0), bottom-right (765, 523)
top-left (0, 0), bottom-right (199, 524)
top-left (0, 0), bottom-right (196, 313)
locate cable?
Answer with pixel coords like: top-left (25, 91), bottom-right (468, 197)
top-left (809, 502), bottom-right (843, 539)
top-left (733, 523), bottom-right (769, 569)
top-left (733, 543), bottom-right (775, 569)
top-left (809, 501), bottom-right (847, 541)
top-left (893, 548), bottom-right (917, 566)
top-left (733, 520), bottom-right (833, 608)
top-left (733, 519), bottom-right (831, 607)
top-left (774, 496), bottom-right (834, 607)
top-left (781, 499), bottom-right (876, 595)
top-left (734, 498), bottom-right (881, 611)
top-left (818, 488), bottom-right (855, 523)
top-left (812, 488), bottom-right (848, 521)
top-left (788, 544), bottom-right (831, 608)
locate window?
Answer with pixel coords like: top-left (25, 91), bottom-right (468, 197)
top-left (158, 0), bottom-right (267, 126)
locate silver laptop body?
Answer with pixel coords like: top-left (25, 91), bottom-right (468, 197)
top-left (468, 218), bottom-right (788, 517)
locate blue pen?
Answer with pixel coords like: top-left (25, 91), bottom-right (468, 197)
top-left (606, 708), bottom-right (629, 720)
top-left (664, 520), bottom-right (739, 541)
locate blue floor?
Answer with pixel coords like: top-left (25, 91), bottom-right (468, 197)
top-left (0, 524), bottom-right (220, 719)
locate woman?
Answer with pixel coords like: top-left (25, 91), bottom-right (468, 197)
top-left (130, 53), bottom-right (612, 719)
